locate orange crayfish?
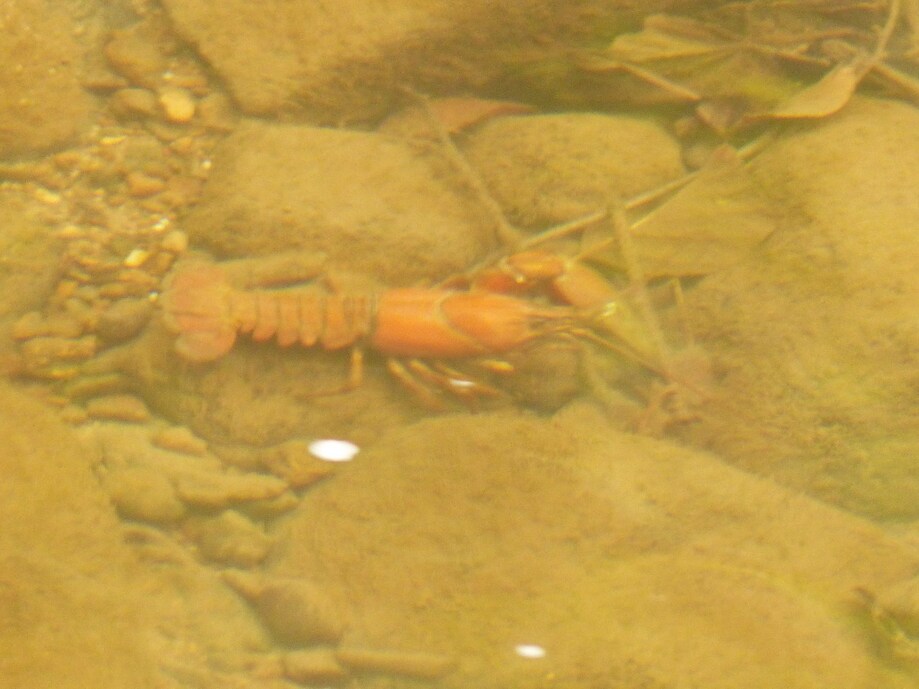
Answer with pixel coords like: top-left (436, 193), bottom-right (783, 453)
top-left (161, 258), bottom-right (580, 362)
top-left (159, 255), bottom-right (597, 403)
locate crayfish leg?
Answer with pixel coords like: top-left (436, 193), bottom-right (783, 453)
top-left (425, 361), bottom-right (504, 402)
top-left (386, 359), bottom-right (447, 411)
top-left (347, 347), bottom-right (364, 389)
top-left (385, 358), bottom-right (506, 410)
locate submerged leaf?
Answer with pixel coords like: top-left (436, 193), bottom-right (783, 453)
top-left (599, 13), bottom-right (817, 120)
top-left (625, 146), bottom-right (776, 278)
top-left (424, 97), bottom-right (536, 134)
top-left (764, 54), bottom-right (871, 119)
top-left (575, 53), bottom-right (705, 104)
top-left (608, 15), bottom-right (734, 63)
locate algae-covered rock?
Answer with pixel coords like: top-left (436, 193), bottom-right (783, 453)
top-left (182, 121), bottom-right (496, 285)
top-left (463, 112), bottom-right (686, 227)
top-left (0, 384), bottom-right (159, 688)
top-left (160, 0), bottom-right (672, 120)
top-left (679, 97), bottom-right (919, 518)
top-left (272, 406), bottom-right (919, 688)
top-left (0, 0), bottom-right (95, 157)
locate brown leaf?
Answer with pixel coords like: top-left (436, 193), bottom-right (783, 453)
top-left (765, 54), bottom-right (871, 119)
top-left (607, 14), bottom-right (735, 63)
top-left (626, 146), bottom-right (776, 278)
top-left (425, 97), bottom-right (536, 134)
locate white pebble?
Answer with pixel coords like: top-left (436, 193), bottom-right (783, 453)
top-left (514, 644), bottom-right (546, 659)
top-left (123, 248), bottom-right (150, 267)
top-left (308, 439), bottom-right (359, 462)
top-left (158, 86), bottom-right (196, 123)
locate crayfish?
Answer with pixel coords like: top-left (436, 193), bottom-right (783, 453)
top-left (159, 248), bottom-right (601, 408)
top-left (161, 261), bottom-right (577, 364)
top-left (161, 254), bottom-right (576, 407)
top-left (157, 204), bottom-right (699, 422)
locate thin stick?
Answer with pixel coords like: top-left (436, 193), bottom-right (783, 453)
top-left (905, 0), bottom-right (919, 52)
top-left (404, 88), bottom-right (524, 247)
top-left (873, 0), bottom-right (902, 65)
top-left (623, 129), bottom-right (776, 215)
top-left (517, 209), bottom-right (607, 248)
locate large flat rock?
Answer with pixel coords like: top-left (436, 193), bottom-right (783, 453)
top-left (161, 0), bottom-right (675, 120)
top-left (274, 405), bottom-right (919, 689)
top-left (680, 97), bottom-right (919, 518)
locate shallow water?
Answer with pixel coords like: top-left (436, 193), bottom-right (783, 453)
top-left (2, 2), bottom-right (919, 688)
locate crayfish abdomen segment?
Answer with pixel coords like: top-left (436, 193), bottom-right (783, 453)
top-left (230, 289), bottom-right (375, 351)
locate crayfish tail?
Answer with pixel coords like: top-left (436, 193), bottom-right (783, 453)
top-left (160, 260), bottom-right (238, 362)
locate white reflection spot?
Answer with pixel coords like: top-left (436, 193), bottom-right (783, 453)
top-left (308, 439), bottom-right (359, 462)
top-left (514, 644), bottom-right (546, 659)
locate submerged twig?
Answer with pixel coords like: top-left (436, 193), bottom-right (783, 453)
top-left (402, 87), bottom-right (524, 248)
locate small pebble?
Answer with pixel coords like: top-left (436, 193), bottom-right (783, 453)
top-left (13, 311), bottom-right (83, 340)
top-left (107, 466), bottom-right (186, 523)
top-left (123, 248), bottom-right (151, 268)
top-left (110, 88), bottom-right (158, 118)
top-left (59, 404), bottom-right (89, 425)
top-left (175, 471), bottom-right (288, 509)
top-left (237, 492), bottom-right (300, 520)
top-left (514, 643), bottom-right (546, 659)
top-left (20, 335), bottom-right (96, 367)
top-left (11, 312), bottom-right (45, 340)
top-left (85, 394), bottom-right (151, 422)
top-left (223, 571), bottom-right (345, 647)
top-left (104, 28), bottom-right (166, 88)
top-left (126, 171), bottom-right (166, 197)
top-left (62, 298), bottom-right (97, 332)
top-left (62, 373), bottom-right (127, 400)
top-left (261, 440), bottom-right (335, 488)
top-left (283, 649), bottom-right (349, 684)
top-left (152, 425), bottom-right (208, 456)
top-left (97, 297), bottom-right (153, 342)
top-left (158, 86), bottom-right (196, 123)
top-left (185, 510), bottom-right (273, 567)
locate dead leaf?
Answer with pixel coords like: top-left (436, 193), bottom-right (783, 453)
top-left (624, 146), bottom-right (776, 278)
top-left (765, 54), bottom-right (871, 119)
top-left (575, 53), bottom-right (704, 104)
top-left (424, 97), bottom-right (536, 134)
top-left (380, 97), bottom-right (535, 137)
top-left (695, 98), bottom-right (752, 135)
top-left (598, 13), bottom-right (814, 118)
top-left (607, 14), bottom-right (737, 63)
